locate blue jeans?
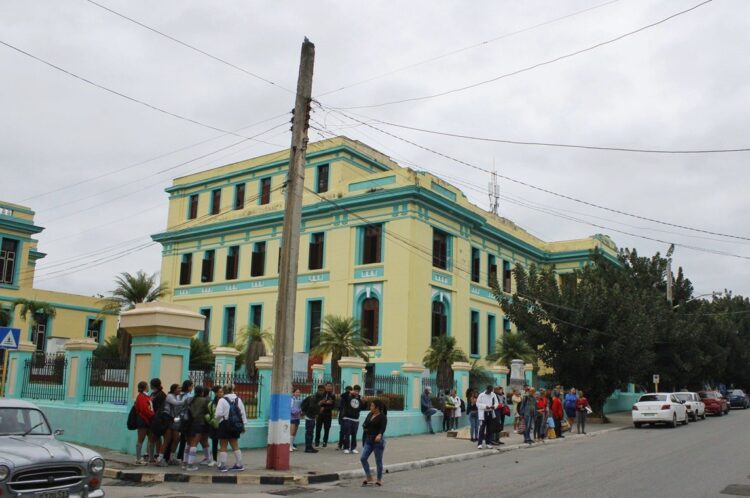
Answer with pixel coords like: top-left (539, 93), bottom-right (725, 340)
top-left (342, 418), bottom-right (359, 451)
top-left (523, 415), bottom-right (534, 442)
top-left (360, 437), bottom-right (385, 480)
top-left (423, 408), bottom-right (437, 433)
top-left (304, 418), bottom-right (315, 450)
top-left (469, 412), bottom-right (479, 440)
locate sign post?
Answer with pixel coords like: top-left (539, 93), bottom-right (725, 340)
top-left (0, 327), bottom-right (21, 398)
top-left (653, 374), bottom-right (660, 393)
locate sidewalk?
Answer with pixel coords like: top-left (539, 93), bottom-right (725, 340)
top-left (101, 412), bottom-right (631, 485)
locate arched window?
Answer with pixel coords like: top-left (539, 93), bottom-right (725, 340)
top-left (431, 301), bottom-right (447, 338)
top-left (361, 297), bottom-right (379, 345)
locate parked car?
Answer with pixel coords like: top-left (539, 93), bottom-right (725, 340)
top-left (673, 392), bottom-right (706, 421)
top-left (0, 399), bottom-right (105, 497)
top-left (727, 389), bottom-right (749, 409)
top-left (632, 393), bottom-right (689, 428)
top-left (698, 390), bottom-right (730, 416)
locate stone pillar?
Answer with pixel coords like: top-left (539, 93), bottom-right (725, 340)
top-left (214, 347), bottom-right (240, 376)
top-left (5, 341), bottom-right (35, 398)
top-left (523, 363), bottom-right (534, 387)
top-left (487, 365), bottom-right (504, 388)
top-left (401, 363), bottom-right (426, 411)
top-left (509, 359), bottom-right (525, 391)
top-left (311, 363), bottom-right (325, 388)
top-left (451, 361), bottom-right (471, 398)
top-left (338, 357), bottom-right (367, 389)
top-left (121, 302), bottom-right (204, 400)
top-left (64, 339), bottom-right (98, 404)
top-left (255, 355), bottom-right (273, 421)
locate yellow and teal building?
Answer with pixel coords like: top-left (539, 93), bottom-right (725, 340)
top-left (0, 201), bottom-right (118, 354)
top-left (152, 136), bottom-right (618, 376)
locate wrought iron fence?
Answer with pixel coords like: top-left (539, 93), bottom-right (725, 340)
top-left (364, 374), bottom-right (407, 411)
top-left (421, 375), bottom-right (457, 409)
top-left (83, 357), bottom-right (130, 404)
top-left (191, 371), bottom-right (261, 419)
top-left (292, 372), bottom-right (314, 395)
top-left (21, 353), bottom-right (66, 401)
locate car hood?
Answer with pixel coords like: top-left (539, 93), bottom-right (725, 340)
top-left (0, 436), bottom-right (98, 469)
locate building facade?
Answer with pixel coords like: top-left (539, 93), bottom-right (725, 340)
top-left (0, 201), bottom-right (117, 355)
top-left (153, 137), bottom-right (618, 376)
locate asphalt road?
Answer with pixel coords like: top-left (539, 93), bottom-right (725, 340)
top-left (103, 408), bottom-right (750, 497)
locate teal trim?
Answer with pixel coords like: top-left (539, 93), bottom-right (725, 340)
top-left (199, 306), bottom-right (212, 343)
top-left (0, 203), bottom-right (35, 216)
top-left (470, 309), bottom-right (480, 358)
top-left (469, 285), bottom-right (495, 301)
top-left (84, 315), bottom-right (104, 345)
top-left (432, 270), bottom-right (453, 287)
top-left (431, 181), bottom-right (457, 201)
top-left (0, 215), bottom-right (44, 235)
top-left (298, 271), bottom-right (330, 284)
top-left (304, 298), bottom-right (324, 353)
top-left (348, 175), bottom-right (396, 192)
top-left (0, 294), bottom-right (112, 315)
top-left (248, 302), bottom-right (263, 329)
top-left (28, 249), bottom-right (46, 260)
top-left (353, 266), bottom-right (384, 279)
top-left (487, 313), bottom-right (497, 355)
top-left (173, 272), bottom-right (329, 296)
top-left (222, 305), bottom-right (237, 345)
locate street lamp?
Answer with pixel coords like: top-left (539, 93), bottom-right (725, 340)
top-left (672, 291), bottom-right (723, 309)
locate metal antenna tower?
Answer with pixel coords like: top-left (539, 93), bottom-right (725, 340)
top-left (488, 167), bottom-right (500, 215)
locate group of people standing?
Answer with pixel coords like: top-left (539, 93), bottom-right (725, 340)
top-left (130, 378), bottom-right (248, 472)
top-left (511, 386), bottom-right (590, 444)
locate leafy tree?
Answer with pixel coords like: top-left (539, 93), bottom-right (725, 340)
top-left (486, 331), bottom-right (536, 369)
top-left (311, 315), bottom-right (370, 383)
top-left (238, 325), bottom-right (272, 378)
top-left (93, 336), bottom-right (122, 360)
top-left (189, 338), bottom-right (215, 371)
top-left (422, 335), bottom-right (468, 391)
top-left (101, 271), bottom-right (169, 359)
top-left (13, 299), bottom-right (56, 350)
top-left (468, 359), bottom-right (493, 391)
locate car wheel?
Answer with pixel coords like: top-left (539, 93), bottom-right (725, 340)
top-left (671, 414), bottom-right (677, 428)
top-left (701, 412), bottom-right (706, 420)
top-left (717, 409), bottom-right (723, 416)
top-left (682, 414), bottom-right (689, 425)
top-left (634, 422), bottom-right (642, 428)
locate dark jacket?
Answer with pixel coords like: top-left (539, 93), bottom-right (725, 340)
top-left (341, 393), bottom-right (365, 420)
top-left (301, 393), bottom-right (322, 420)
top-left (420, 393), bottom-right (433, 413)
top-left (189, 396), bottom-right (210, 423)
top-left (319, 391), bottom-right (337, 415)
top-left (362, 412), bottom-right (388, 439)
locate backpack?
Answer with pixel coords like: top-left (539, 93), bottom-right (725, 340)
top-left (459, 398), bottom-right (466, 413)
top-left (227, 397), bottom-right (244, 433)
top-left (179, 399), bottom-right (194, 433)
top-left (126, 404), bottom-right (138, 431)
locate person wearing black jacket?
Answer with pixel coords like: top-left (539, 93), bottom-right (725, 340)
top-left (360, 399), bottom-right (387, 487)
top-left (341, 385), bottom-right (364, 454)
top-left (300, 386), bottom-right (324, 453)
top-left (337, 386), bottom-right (352, 450)
top-left (315, 382), bottom-right (336, 448)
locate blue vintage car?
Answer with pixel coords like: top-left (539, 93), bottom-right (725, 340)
top-left (0, 399), bottom-right (105, 497)
top-left (728, 389), bottom-right (749, 409)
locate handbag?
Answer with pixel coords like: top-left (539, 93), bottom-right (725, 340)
top-left (546, 428), bottom-right (557, 439)
top-left (503, 404), bottom-right (511, 417)
top-left (585, 406), bottom-right (593, 415)
top-left (561, 418), bottom-right (570, 430)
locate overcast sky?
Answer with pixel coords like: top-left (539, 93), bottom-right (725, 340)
top-left (2, 0), bottom-right (748, 300)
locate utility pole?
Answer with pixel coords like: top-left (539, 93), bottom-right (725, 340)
top-left (666, 244), bottom-right (675, 306)
top-left (266, 37), bottom-right (315, 471)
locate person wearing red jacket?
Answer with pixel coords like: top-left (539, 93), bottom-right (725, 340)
top-left (134, 381), bottom-right (155, 465)
top-left (551, 393), bottom-right (565, 438)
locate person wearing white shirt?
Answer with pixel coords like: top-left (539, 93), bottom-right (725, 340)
top-left (476, 385), bottom-right (498, 449)
top-left (214, 385), bottom-right (248, 472)
top-left (449, 389), bottom-right (461, 430)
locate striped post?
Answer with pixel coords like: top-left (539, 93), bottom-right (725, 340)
top-left (260, 355), bottom-right (290, 468)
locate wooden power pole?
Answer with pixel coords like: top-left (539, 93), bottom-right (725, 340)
top-left (266, 37), bottom-right (315, 470)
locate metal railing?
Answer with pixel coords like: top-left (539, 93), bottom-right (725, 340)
top-left (21, 354), bottom-right (66, 401)
top-left (191, 370), bottom-right (261, 419)
top-left (83, 357), bottom-right (130, 404)
top-left (365, 374), bottom-right (408, 411)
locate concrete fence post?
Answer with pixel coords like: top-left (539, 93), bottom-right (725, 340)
top-left (401, 363), bottom-right (426, 411)
top-left (213, 347), bottom-right (240, 377)
top-left (63, 339), bottom-right (98, 404)
top-left (338, 357), bottom-right (367, 389)
top-left (451, 361), bottom-right (471, 398)
top-left (255, 355), bottom-right (273, 421)
top-left (311, 363), bottom-right (325, 388)
top-left (5, 341), bottom-right (35, 398)
top-left (523, 363), bottom-right (534, 387)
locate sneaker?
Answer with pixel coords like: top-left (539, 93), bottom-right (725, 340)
top-left (156, 459), bottom-right (168, 467)
top-left (168, 459), bottom-right (180, 466)
top-left (343, 450), bottom-right (351, 454)
top-left (322, 442), bottom-right (327, 448)
top-left (217, 464), bottom-right (228, 473)
top-left (477, 444), bottom-right (482, 449)
top-left (207, 461), bottom-right (216, 467)
top-left (292, 444), bottom-right (298, 450)
top-left (230, 464), bottom-right (245, 472)
top-left (186, 465), bottom-right (199, 472)
top-left (290, 446), bottom-right (294, 452)
top-left (352, 449), bottom-right (358, 454)
top-left (305, 448), bottom-right (319, 453)
top-left (199, 459), bottom-right (211, 466)
top-left (134, 459), bottom-right (147, 466)
top-left (314, 442), bottom-right (320, 448)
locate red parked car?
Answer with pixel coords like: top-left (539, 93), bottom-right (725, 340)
top-left (698, 391), bottom-right (730, 416)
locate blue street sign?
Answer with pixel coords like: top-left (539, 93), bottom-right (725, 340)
top-left (0, 327), bottom-right (21, 350)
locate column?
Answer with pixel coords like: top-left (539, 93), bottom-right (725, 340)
top-left (451, 361), bottom-right (471, 398)
top-left (338, 356), bottom-right (367, 388)
top-left (5, 341), bottom-right (35, 398)
top-left (401, 363), bottom-right (425, 411)
top-left (311, 363), bottom-right (325, 388)
top-left (523, 363), bottom-right (534, 387)
top-left (213, 347), bottom-right (240, 385)
top-left (487, 365), bottom-right (504, 388)
top-left (64, 339), bottom-right (98, 404)
top-left (121, 302), bottom-right (204, 400)
top-left (256, 355), bottom-right (273, 421)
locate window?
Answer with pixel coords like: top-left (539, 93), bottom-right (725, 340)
top-left (503, 260), bottom-right (512, 293)
top-left (361, 298), bottom-right (379, 345)
top-left (225, 246), bottom-right (239, 280)
top-left (471, 247), bottom-right (480, 283)
top-left (432, 229), bottom-right (448, 270)
top-left (308, 233), bottom-right (324, 270)
top-left (234, 183), bottom-right (245, 210)
top-left (201, 250), bottom-right (215, 282)
top-left (32, 314), bottom-right (48, 352)
top-left (488, 255), bottom-right (497, 287)
top-left (487, 315), bottom-right (496, 354)
top-left (179, 253), bottom-right (192, 285)
top-left (431, 301), bottom-right (447, 338)
top-left (260, 177), bottom-right (271, 205)
top-left (308, 300), bottom-right (322, 351)
top-left (86, 319), bottom-right (102, 343)
top-left (210, 189), bottom-right (221, 215)
top-left (251, 242), bottom-right (266, 277)
top-left (361, 224), bottom-right (382, 265)
top-left (0, 238), bottom-right (19, 285)
top-left (316, 164), bottom-right (329, 193)
top-left (470, 311), bottom-right (479, 356)
top-left (250, 304), bottom-right (262, 329)
top-left (188, 194), bottom-right (198, 220)
top-left (503, 317), bottom-right (512, 332)
top-left (224, 306), bottom-right (236, 345)
top-left (200, 309), bottom-right (211, 344)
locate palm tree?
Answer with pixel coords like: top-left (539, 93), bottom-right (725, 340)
top-left (311, 315), bottom-right (370, 383)
top-left (13, 298), bottom-right (56, 351)
top-left (486, 331), bottom-right (536, 369)
top-left (238, 325), bottom-right (273, 378)
top-left (102, 270), bottom-right (169, 358)
top-left (422, 335), bottom-right (468, 391)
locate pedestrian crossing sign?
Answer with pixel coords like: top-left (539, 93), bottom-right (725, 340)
top-left (0, 327), bottom-right (20, 350)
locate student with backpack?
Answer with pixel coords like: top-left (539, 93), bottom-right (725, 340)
top-left (205, 386), bottom-right (223, 466)
top-left (155, 384), bottom-right (187, 467)
top-left (131, 380), bottom-right (154, 465)
top-left (184, 386), bottom-right (211, 471)
top-left (215, 384), bottom-right (247, 472)
top-left (148, 378), bottom-right (167, 464)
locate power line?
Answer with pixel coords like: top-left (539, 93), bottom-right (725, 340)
top-left (332, 0), bottom-right (713, 110)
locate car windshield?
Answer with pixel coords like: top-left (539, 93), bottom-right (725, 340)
top-left (674, 394), bottom-right (691, 402)
top-left (731, 390), bottom-right (744, 396)
top-left (639, 395), bottom-right (667, 402)
top-left (699, 392), bottom-right (719, 399)
top-left (0, 408), bottom-right (51, 436)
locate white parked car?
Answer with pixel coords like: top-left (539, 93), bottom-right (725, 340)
top-left (673, 392), bottom-right (706, 421)
top-left (632, 393), bottom-right (689, 428)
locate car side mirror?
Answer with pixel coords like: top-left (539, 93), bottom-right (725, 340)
top-left (54, 429), bottom-right (65, 436)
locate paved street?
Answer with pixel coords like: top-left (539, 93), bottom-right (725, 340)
top-left (102, 408), bottom-right (750, 497)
